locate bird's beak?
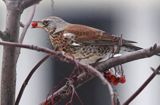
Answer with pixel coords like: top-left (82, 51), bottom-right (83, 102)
top-left (31, 21), bottom-right (44, 28)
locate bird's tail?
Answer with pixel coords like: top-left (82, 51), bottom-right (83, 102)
top-left (122, 43), bottom-right (141, 52)
top-left (121, 43), bottom-right (160, 57)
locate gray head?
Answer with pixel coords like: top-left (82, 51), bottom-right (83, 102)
top-left (32, 16), bottom-right (69, 33)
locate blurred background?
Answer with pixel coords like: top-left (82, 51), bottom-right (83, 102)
top-left (0, 0), bottom-right (160, 105)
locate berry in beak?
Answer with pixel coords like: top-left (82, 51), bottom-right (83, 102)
top-left (31, 21), bottom-right (45, 28)
top-left (31, 21), bottom-right (38, 28)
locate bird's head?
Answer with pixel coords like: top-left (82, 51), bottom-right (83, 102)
top-left (31, 16), bottom-right (69, 34)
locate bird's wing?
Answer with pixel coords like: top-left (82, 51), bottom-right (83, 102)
top-left (63, 24), bottom-right (136, 46)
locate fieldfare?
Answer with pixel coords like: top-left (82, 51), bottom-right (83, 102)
top-left (31, 16), bottom-right (143, 65)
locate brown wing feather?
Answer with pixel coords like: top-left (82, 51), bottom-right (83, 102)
top-left (63, 24), bottom-right (136, 46)
top-left (64, 24), bottom-right (114, 41)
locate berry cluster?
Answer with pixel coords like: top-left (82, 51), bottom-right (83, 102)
top-left (104, 71), bottom-right (126, 86)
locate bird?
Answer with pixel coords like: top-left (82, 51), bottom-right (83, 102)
top-left (31, 16), bottom-right (157, 65)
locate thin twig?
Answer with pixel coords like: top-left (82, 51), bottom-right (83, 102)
top-left (123, 65), bottom-right (160, 105)
top-left (15, 54), bottom-right (50, 105)
top-left (19, 5), bottom-right (36, 43)
top-left (74, 91), bottom-right (84, 105)
top-left (66, 80), bottom-right (75, 105)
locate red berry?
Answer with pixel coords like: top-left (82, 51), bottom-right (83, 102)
top-left (119, 76), bottom-right (126, 84)
top-left (31, 22), bottom-right (38, 28)
top-left (110, 75), bottom-right (119, 85)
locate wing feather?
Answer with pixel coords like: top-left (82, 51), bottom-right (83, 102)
top-left (62, 24), bottom-right (136, 46)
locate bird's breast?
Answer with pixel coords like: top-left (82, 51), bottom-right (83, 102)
top-left (49, 34), bottom-right (114, 65)
top-left (49, 34), bottom-right (75, 52)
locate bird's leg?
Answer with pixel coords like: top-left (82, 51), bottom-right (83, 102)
top-left (110, 34), bottom-right (124, 78)
top-left (110, 39), bottom-right (116, 58)
top-left (111, 34), bottom-right (123, 56)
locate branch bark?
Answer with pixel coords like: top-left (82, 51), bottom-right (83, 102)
top-left (0, 0), bottom-right (42, 105)
top-left (1, 2), bottom-right (21, 105)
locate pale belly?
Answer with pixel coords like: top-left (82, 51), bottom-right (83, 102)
top-left (71, 45), bottom-right (112, 65)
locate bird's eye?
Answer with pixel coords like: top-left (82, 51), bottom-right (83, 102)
top-left (43, 20), bottom-right (49, 26)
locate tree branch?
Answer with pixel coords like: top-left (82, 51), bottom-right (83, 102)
top-left (15, 54), bottom-right (50, 105)
top-left (1, 2), bottom-right (21, 104)
top-left (95, 44), bottom-right (160, 72)
top-left (0, 41), bottom-right (114, 105)
top-left (0, 41), bottom-right (159, 67)
top-left (20, 0), bottom-right (42, 10)
top-left (40, 44), bottom-right (160, 104)
top-left (123, 65), bottom-right (160, 105)
top-left (0, 41), bottom-right (159, 104)
top-left (19, 5), bottom-right (36, 43)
